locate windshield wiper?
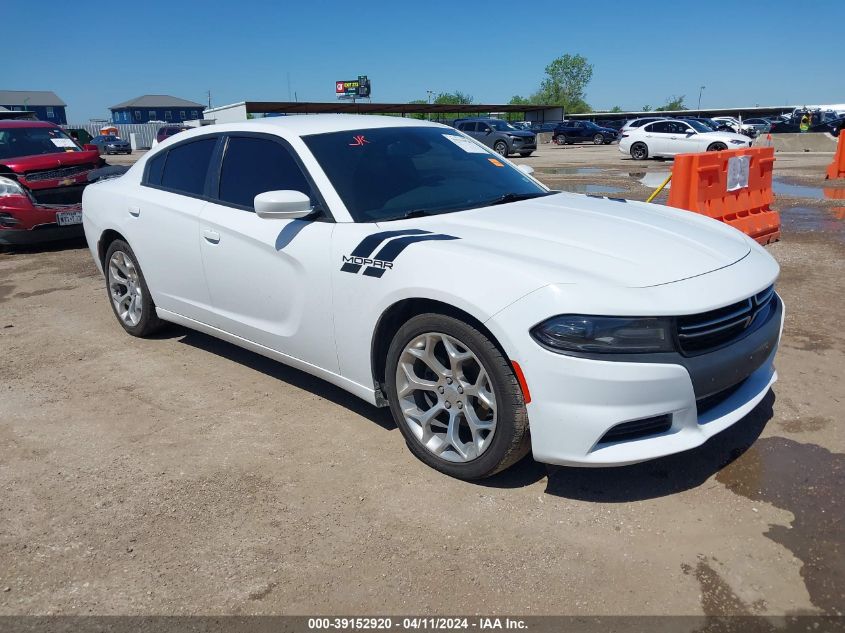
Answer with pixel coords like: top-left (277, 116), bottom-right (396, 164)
top-left (487, 192), bottom-right (551, 206)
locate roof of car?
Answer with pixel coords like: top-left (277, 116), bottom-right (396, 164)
top-left (164, 114), bottom-right (445, 140)
top-left (0, 119), bottom-right (58, 129)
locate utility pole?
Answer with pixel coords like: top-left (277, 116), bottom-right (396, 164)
top-left (698, 86), bottom-right (705, 113)
top-left (426, 90), bottom-right (435, 120)
top-left (206, 90), bottom-right (212, 110)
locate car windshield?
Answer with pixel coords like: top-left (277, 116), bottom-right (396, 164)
top-left (489, 120), bottom-right (516, 131)
top-left (686, 120), bottom-right (712, 133)
top-left (0, 126), bottom-right (81, 159)
top-left (99, 136), bottom-right (120, 142)
top-left (303, 126), bottom-right (550, 223)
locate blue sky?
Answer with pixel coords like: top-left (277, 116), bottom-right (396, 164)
top-left (6, 0), bottom-right (844, 121)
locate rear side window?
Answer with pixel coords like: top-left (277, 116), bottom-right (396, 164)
top-left (145, 151), bottom-right (167, 186)
top-left (217, 136), bottom-right (314, 210)
top-left (159, 138), bottom-right (217, 196)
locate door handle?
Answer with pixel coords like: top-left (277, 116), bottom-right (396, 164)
top-left (128, 206), bottom-right (140, 217)
top-left (202, 228), bottom-right (221, 244)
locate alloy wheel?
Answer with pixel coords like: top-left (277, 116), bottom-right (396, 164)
top-left (107, 250), bottom-right (143, 327)
top-left (395, 332), bottom-right (497, 463)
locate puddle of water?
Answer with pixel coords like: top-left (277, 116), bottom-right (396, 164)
top-left (630, 170), bottom-right (672, 190)
top-left (715, 437), bottom-right (845, 614)
top-left (779, 206), bottom-right (845, 242)
top-left (773, 179), bottom-right (845, 201)
top-left (539, 167), bottom-right (605, 175)
top-left (554, 183), bottom-right (625, 194)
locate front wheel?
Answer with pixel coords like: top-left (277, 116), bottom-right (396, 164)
top-left (104, 239), bottom-right (163, 337)
top-left (707, 142), bottom-right (728, 152)
top-left (519, 151), bottom-right (533, 157)
top-left (593, 133), bottom-right (604, 145)
top-left (385, 314), bottom-right (530, 480)
top-left (630, 142), bottom-right (649, 160)
top-left (493, 141), bottom-right (509, 157)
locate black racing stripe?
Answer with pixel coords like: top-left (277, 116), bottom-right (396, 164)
top-left (371, 233), bottom-right (459, 263)
top-left (359, 234), bottom-right (459, 277)
top-left (350, 229), bottom-right (431, 257)
top-left (342, 229), bottom-right (432, 274)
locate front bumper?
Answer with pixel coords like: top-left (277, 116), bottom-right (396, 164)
top-left (487, 271), bottom-right (783, 467)
top-left (0, 199), bottom-right (84, 245)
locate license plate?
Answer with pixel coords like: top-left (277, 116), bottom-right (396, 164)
top-left (56, 210), bottom-right (83, 226)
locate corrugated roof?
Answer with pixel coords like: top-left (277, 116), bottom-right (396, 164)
top-left (0, 90), bottom-right (66, 106)
top-left (110, 94), bottom-right (205, 110)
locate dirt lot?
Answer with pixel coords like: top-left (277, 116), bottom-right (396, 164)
top-left (1, 144), bottom-right (843, 618)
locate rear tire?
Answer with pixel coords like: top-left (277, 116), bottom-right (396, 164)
top-left (593, 133), bottom-right (604, 145)
top-left (630, 142), bottom-right (649, 160)
top-left (104, 239), bottom-right (163, 337)
top-left (385, 313), bottom-right (530, 480)
top-left (519, 151), bottom-right (533, 157)
top-left (707, 142), bottom-right (728, 152)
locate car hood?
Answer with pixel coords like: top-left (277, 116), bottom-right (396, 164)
top-left (700, 131), bottom-right (750, 143)
top-left (0, 149), bottom-right (101, 174)
top-left (382, 193), bottom-right (751, 288)
top-left (507, 130), bottom-right (535, 138)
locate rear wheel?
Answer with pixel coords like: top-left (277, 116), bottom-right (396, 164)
top-left (385, 314), bottom-right (530, 480)
top-left (519, 151), bottom-right (533, 157)
top-left (593, 133), bottom-right (604, 145)
top-left (707, 142), bottom-right (728, 152)
top-left (630, 142), bottom-right (649, 160)
top-left (493, 140), bottom-right (509, 157)
top-left (104, 239), bottom-right (163, 337)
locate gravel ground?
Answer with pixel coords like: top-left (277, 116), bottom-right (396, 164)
top-left (0, 143), bottom-right (842, 617)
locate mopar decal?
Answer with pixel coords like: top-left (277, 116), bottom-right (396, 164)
top-left (341, 230), bottom-right (459, 278)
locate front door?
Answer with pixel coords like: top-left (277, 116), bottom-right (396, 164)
top-left (198, 134), bottom-right (337, 372)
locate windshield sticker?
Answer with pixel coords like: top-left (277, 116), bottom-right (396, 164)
top-left (487, 158), bottom-right (504, 167)
top-left (442, 134), bottom-right (488, 154)
top-left (50, 138), bottom-right (76, 148)
top-left (349, 135), bottom-right (370, 147)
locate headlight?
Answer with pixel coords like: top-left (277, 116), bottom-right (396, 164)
top-left (0, 176), bottom-right (26, 198)
top-left (531, 315), bottom-right (674, 353)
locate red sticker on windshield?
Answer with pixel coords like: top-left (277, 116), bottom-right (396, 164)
top-left (349, 135), bottom-right (370, 146)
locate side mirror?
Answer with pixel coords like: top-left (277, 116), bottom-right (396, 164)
top-left (686, 130), bottom-right (696, 136)
top-left (517, 164), bottom-right (535, 176)
top-left (484, 128), bottom-right (492, 135)
top-left (254, 190), bottom-right (313, 219)
top-left (83, 144), bottom-right (99, 151)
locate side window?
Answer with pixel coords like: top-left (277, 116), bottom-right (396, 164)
top-left (159, 137), bottom-right (217, 196)
top-left (477, 123), bottom-right (490, 133)
top-left (217, 136), bottom-right (314, 210)
top-left (134, 110), bottom-right (141, 120)
top-left (145, 151), bottom-right (167, 186)
top-left (648, 121), bottom-right (671, 133)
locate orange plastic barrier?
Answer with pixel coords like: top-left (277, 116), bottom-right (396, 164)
top-left (826, 133), bottom-right (845, 179)
top-left (667, 146), bottom-right (780, 245)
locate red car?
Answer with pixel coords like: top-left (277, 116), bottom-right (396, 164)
top-left (0, 120), bottom-right (102, 245)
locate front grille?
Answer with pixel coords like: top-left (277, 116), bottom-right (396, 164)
top-left (598, 414), bottom-right (672, 444)
top-left (29, 184), bottom-right (86, 206)
top-left (677, 286), bottom-right (776, 355)
top-left (24, 164), bottom-right (92, 182)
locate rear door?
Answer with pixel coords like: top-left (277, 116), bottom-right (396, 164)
top-left (641, 121), bottom-right (672, 155)
top-left (129, 136), bottom-right (218, 321)
top-left (197, 133), bottom-right (337, 371)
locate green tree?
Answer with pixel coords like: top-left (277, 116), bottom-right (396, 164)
top-left (655, 95), bottom-right (686, 111)
top-left (642, 105), bottom-right (652, 112)
top-left (509, 95), bottom-right (531, 105)
top-left (531, 53), bottom-right (593, 113)
top-left (610, 105), bottom-right (623, 113)
top-left (434, 91), bottom-right (474, 105)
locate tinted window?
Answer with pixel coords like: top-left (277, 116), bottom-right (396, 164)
top-left (218, 136), bottom-right (314, 210)
top-left (647, 121), bottom-right (672, 133)
top-left (457, 122), bottom-right (476, 132)
top-left (159, 138), bottom-right (217, 195)
top-left (145, 151), bottom-right (167, 186)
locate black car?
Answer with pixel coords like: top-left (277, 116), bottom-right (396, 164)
top-left (529, 121), bottom-right (561, 134)
top-left (553, 120), bottom-right (617, 145)
top-left (89, 134), bottom-right (132, 155)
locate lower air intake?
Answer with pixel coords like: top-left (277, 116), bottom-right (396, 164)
top-left (598, 414), bottom-right (672, 444)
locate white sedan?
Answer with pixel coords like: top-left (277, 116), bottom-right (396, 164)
top-left (620, 119), bottom-right (752, 160)
top-left (82, 115), bottom-right (782, 479)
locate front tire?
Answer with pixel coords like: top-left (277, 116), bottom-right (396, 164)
top-left (519, 151), bottom-right (533, 157)
top-left (630, 142), bottom-right (649, 160)
top-left (104, 239), bottom-right (163, 337)
top-left (707, 142), bottom-right (728, 152)
top-left (385, 314), bottom-right (530, 480)
top-left (493, 141), bottom-right (509, 157)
